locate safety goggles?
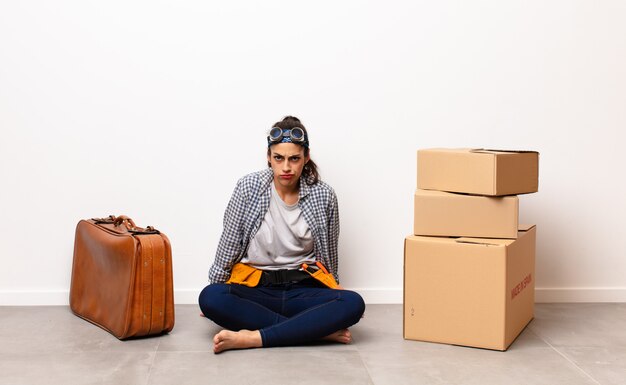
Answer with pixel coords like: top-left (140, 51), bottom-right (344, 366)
top-left (267, 127), bottom-right (309, 147)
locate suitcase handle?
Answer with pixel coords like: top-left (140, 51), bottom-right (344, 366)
top-left (92, 215), bottom-right (160, 234)
top-left (114, 215), bottom-right (137, 230)
top-left (114, 215), bottom-right (160, 234)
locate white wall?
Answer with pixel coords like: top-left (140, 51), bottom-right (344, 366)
top-left (1, 0), bottom-right (625, 305)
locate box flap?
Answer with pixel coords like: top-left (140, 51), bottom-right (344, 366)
top-left (470, 148), bottom-right (539, 155)
top-left (420, 148), bottom-right (473, 153)
top-left (455, 225), bottom-right (534, 245)
top-left (455, 237), bottom-right (512, 246)
top-left (518, 224), bottom-right (536, 232)
top-left (415, 188), bottom-right (457, 197)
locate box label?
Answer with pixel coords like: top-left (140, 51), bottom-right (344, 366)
top-left (511, 274), bottom-right (532, 300)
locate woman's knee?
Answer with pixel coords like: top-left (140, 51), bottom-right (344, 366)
top-left (198, 283), bottom-right (229, 317)
top-left (339, 290), bottom-right (366, 322)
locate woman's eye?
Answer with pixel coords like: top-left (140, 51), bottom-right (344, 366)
top-left (289, 157), bottom-right (300, 162)
top-left (274, 156), bottom-right (283, 161)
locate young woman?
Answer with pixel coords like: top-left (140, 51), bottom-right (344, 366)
top-left (199, 116), bottom-right (365, 353)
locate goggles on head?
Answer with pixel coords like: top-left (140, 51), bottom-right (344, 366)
top-left (267, 127), bottom-right (309, 148)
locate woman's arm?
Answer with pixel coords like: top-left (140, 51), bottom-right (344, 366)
top-left (327, 189), bottom-right (340, 283)
top-left (208, 179), bottom-right (247, 283)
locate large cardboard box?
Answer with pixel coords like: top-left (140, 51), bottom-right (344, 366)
top-left (414, 189), bottom-right (519, 239)
top-left (403, 225), bottom-right (536, 351)
top-left (417, 148), bottom-right (539, 196)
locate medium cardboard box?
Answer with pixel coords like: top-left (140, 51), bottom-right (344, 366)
top-left (417, 148), bottom-right (539, 196)
top-left (403, 225), bottom-right (536, 351)
top-left (414, 189), bottom-right (519, 239)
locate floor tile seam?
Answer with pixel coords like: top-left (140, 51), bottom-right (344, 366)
top-left (529, 326), bottom-right (618, 349)
top-left (355, 347), bottom-right (377, 385)
top-left (144, 339), bottom-right (161, 385)
top-left (540, 336), bottom-right (602, 385)
top-left (528, 326), bottom-right (563, 348)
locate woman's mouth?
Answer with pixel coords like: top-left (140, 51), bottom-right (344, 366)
top-left (280, 174), bottom-right (293, 180)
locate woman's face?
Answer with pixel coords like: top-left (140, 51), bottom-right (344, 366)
top-left (267, 143), bottom-right (309, 191)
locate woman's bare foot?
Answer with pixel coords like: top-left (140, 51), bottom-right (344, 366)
top-left (322, 328), bottom-right (352, 344)
top-left (213, 329), bottom-right (263, 354)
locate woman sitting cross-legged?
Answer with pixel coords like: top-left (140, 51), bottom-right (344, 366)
top-left (198, 115), bottom-right (365, 353)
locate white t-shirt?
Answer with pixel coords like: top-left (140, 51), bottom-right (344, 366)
top-left (242, 182), bottom-right (316, 270)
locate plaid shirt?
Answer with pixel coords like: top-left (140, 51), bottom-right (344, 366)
top-left (208, 168), bottom-right (340, 283)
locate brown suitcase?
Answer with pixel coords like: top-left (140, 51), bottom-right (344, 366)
top-left (70, 215), bottom-right (175, 339)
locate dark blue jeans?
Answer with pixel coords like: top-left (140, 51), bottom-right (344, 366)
top-left (198, 279), bottom-right (366, 347)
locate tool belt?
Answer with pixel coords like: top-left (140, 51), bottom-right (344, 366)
top-left (226, 262), bottom-right (341, 289)
top-left (259, 269), bottom-right (311, 285)
top-left (301, 262), bottom-right (341, 289)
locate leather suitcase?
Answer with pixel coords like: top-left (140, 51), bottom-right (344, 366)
top-left (70, 215), bottom-right (175, 339)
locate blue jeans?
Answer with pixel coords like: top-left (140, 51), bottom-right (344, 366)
top-left (198, 280), bottom-right (366, 347)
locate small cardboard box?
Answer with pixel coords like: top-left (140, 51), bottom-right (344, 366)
top-left (414, 189), bottom-right (519, 239)
top-left (417, 148), bottom-right (539, 196)
top-left (403, 225), bottom-right (536, 351)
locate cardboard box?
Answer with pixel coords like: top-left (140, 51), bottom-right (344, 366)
top-left (414, 189), bottom-right (519, 239)
top-left (417, 148), bottom-right (539, 196)
top-left (403, 225), bottom-right (536, 351)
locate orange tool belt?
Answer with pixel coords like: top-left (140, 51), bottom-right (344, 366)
top-left (225, 263), bottom-right (263, 287)
top-left (301, 262), bottom-right (342, 289)
top-left (226, 261), bottom-right (341, 289)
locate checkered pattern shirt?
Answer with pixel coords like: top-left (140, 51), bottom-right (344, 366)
top-left (208, 168), bottom-right (340, 283)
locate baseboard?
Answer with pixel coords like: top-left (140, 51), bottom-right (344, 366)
top-left (2, 287), bottom-right (626, 306)
top-left (0, 290), bottom-right (71, 306)
top-left (534, 287), bottom-right (626, 303)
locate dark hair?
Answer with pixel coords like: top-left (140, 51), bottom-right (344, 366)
top-left (267, 116), bottom-right (320, 185)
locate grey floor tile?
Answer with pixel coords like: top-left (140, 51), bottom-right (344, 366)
top-left (0, 303), bottom-right (623, 385)
top-left (147, 350), bottom-right (373, 385)
top-left (358, 342), bottom-right (598, 385)
top-left (353, 305), bottom-right (547, 351)
top-left (0, 351), bottom-right (154, 385)
top-left (0, 306), bottom-right (160, 354)
top-left (350, 304), bottom-right (403, 348)
top-left (531, 303), bottom-right (626, 348)
top-left (157, 305), bottom-right (219, 352)
top-left (357, 304), bottom-right (403, 336)
top-left (557, 347), bottom-right (626, 385)
top-left (354, 306), bottom-right (596, 385)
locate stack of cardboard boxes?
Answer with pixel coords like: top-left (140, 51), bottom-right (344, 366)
top-left (404, 148), bottom-right (539, 351)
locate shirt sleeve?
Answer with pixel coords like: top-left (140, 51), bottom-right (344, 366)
top-left (327, 189), bottom-right (340, 283)
top-left (208, 178), bottom-right (247, 283)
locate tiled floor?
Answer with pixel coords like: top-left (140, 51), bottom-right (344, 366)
top-left (1, 303), bottom-right (624, 385)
